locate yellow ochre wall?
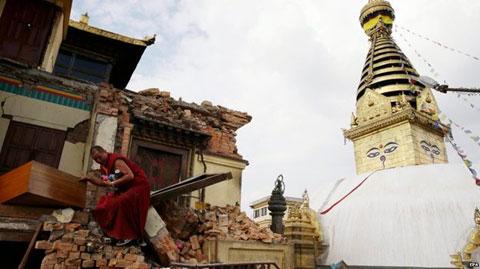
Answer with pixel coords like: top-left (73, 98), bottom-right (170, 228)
top-left (191, 154), bottom-right (247, 207)
top-left (352, 120), bottom-right (447, 174)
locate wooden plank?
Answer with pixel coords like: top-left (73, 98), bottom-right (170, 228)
top-left (0, 161), bottom-right (86, 208)
top-left (29, 161), bottom-right (86, 207)
top-left (150, 172), bottom-right (232, 205)
top-left (0, 162), bottom-right (31, 203)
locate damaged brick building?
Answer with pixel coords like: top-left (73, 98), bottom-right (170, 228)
top-left (0, 0), bottom-right (255, 267)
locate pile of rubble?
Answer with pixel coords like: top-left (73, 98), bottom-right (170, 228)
top-left (97, 86), bottom-right (251, 159)
top-left (34, 210), bottom-right (150, 269)
top-left (34, 204), bottom-right (284, 268)
top-left (155, 203), bottom-right (285, 264)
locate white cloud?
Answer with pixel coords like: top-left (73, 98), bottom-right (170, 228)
top-left (72, 0), bottom-right (480, 212)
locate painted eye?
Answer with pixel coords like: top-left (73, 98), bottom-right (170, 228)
top-left (420, 141), bottom-right (431, 152)
top-left (383, 142), bottom-right (399, 154)
top-left (384, 146), bottom-right (397, 153)
top-left (366, 148), bottom-right (380, 158)
top-left (431, 146), bottom-right (440, 155)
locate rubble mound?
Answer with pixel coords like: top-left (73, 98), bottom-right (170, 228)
top-left (35, 211), bottom-right (150, 269)
top-left (156, 202), bottom-right (285, 264)
top-left (35, 204), bottom-right (285, 268)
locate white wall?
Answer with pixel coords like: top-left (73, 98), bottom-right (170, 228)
top-left (0, 92), bottom-right (91, 176)
top-left (58, 141), bottom-right (86, 176)
top-left (1, 92), bottom-right (90, 130)
top-left (90, 114), bottom-right (118, 169)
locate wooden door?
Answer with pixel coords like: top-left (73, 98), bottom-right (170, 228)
top-left (0, 121), bottom-right (66, 172)
top-left (0, 0), bottom-right (57, 66)
top-left (130, 140), bottom-right (189, 191)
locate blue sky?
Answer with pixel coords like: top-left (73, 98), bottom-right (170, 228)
top-left (71, 0), bottom-right (480, 212)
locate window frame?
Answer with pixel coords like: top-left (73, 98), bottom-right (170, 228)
top-left (53, 47), bottom-right (112, 83)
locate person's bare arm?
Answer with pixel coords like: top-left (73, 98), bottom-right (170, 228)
top-left (110, 159), bottom-right (134, 187)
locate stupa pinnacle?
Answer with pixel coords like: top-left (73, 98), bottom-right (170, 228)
top-left (344, 0), bottom-right (450, 174)
top-left (357, 0), bottom-right (420, 101)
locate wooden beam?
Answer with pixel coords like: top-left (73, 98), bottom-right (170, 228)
top-left (18, 222), bottom-right (42, 269)
top-left (150, 172), bottom-right (232, 205)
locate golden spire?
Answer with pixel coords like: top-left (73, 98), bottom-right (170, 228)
top-left (345, 1), bottom-right (448, 175)
top-left (357, 0), bottom-right (424, 102)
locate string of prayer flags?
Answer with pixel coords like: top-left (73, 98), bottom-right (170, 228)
top-left (396, 25), bottom-right (480, 62)
top-left (444, 132), bottom-right (480, 186)
top-left (394, 30), bottom-right (441, 79)
top-left (457, 94), bottom-right (480, 112)
top-left (439, 111), bottom-right (480, 148)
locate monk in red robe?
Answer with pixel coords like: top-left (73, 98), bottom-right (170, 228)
top-left (83, 145), bottom-right (150, 246)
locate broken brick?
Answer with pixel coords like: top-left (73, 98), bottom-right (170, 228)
top-left (91, 253), bottom-right (103, 260)
top-left (44, 222), bottom-right (64, 231)
top-left (96, 258), bottom-right (107, 267)
top-left (65, 257), bottom-right (81, 267)
top-left (53, 241), bottom-right (73, 252)
top-left (126, 262), bottom-right (149, 269)
top-left (75, 229), bottom-right (90, 237)
top-left (108, 258), bottom-right (117, 267)
top-left (35, 240), bottom-right (53, 250)
top-left (61, 232), bottom-right (73, 242)
top-left (67, 252), bottom-right (80, 259)
top-left (81, 259), bottom-right (95, 268)
top-left (65, 223), bottom-right (81, 232)
top-left (124, 253), bottom-right (140, 262)
top-left (73, 237), bottom-right (87, 245)
top-left (116, 259), bottom-right (134, 267)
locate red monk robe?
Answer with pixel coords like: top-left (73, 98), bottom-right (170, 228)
top-left (93, 153), bottom-right (150, 240)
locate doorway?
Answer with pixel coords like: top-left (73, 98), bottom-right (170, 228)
top-left (130, 139), bottom-right (190, 191)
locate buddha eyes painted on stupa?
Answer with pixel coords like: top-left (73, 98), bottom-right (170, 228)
top-left (383, 142), bottom-right (398, 153)
top-left (366, 142), bottom-right (399, 159)
top-left (420, 140), bottom-right (441, 156)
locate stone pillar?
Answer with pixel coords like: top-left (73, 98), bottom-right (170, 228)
top-left (268, 175), bottom-right (287, 234)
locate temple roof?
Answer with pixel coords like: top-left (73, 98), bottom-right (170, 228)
top-left (69, 20), bottom-right (155, 47)
top-left (62, 19), bottom-right (155, 89)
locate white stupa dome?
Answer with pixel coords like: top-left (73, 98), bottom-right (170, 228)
top-left (319, 163), bottom-right (480, 267)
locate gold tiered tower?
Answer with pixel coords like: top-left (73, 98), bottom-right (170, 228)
top-left (344, 0), bottom-right (449, 174)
